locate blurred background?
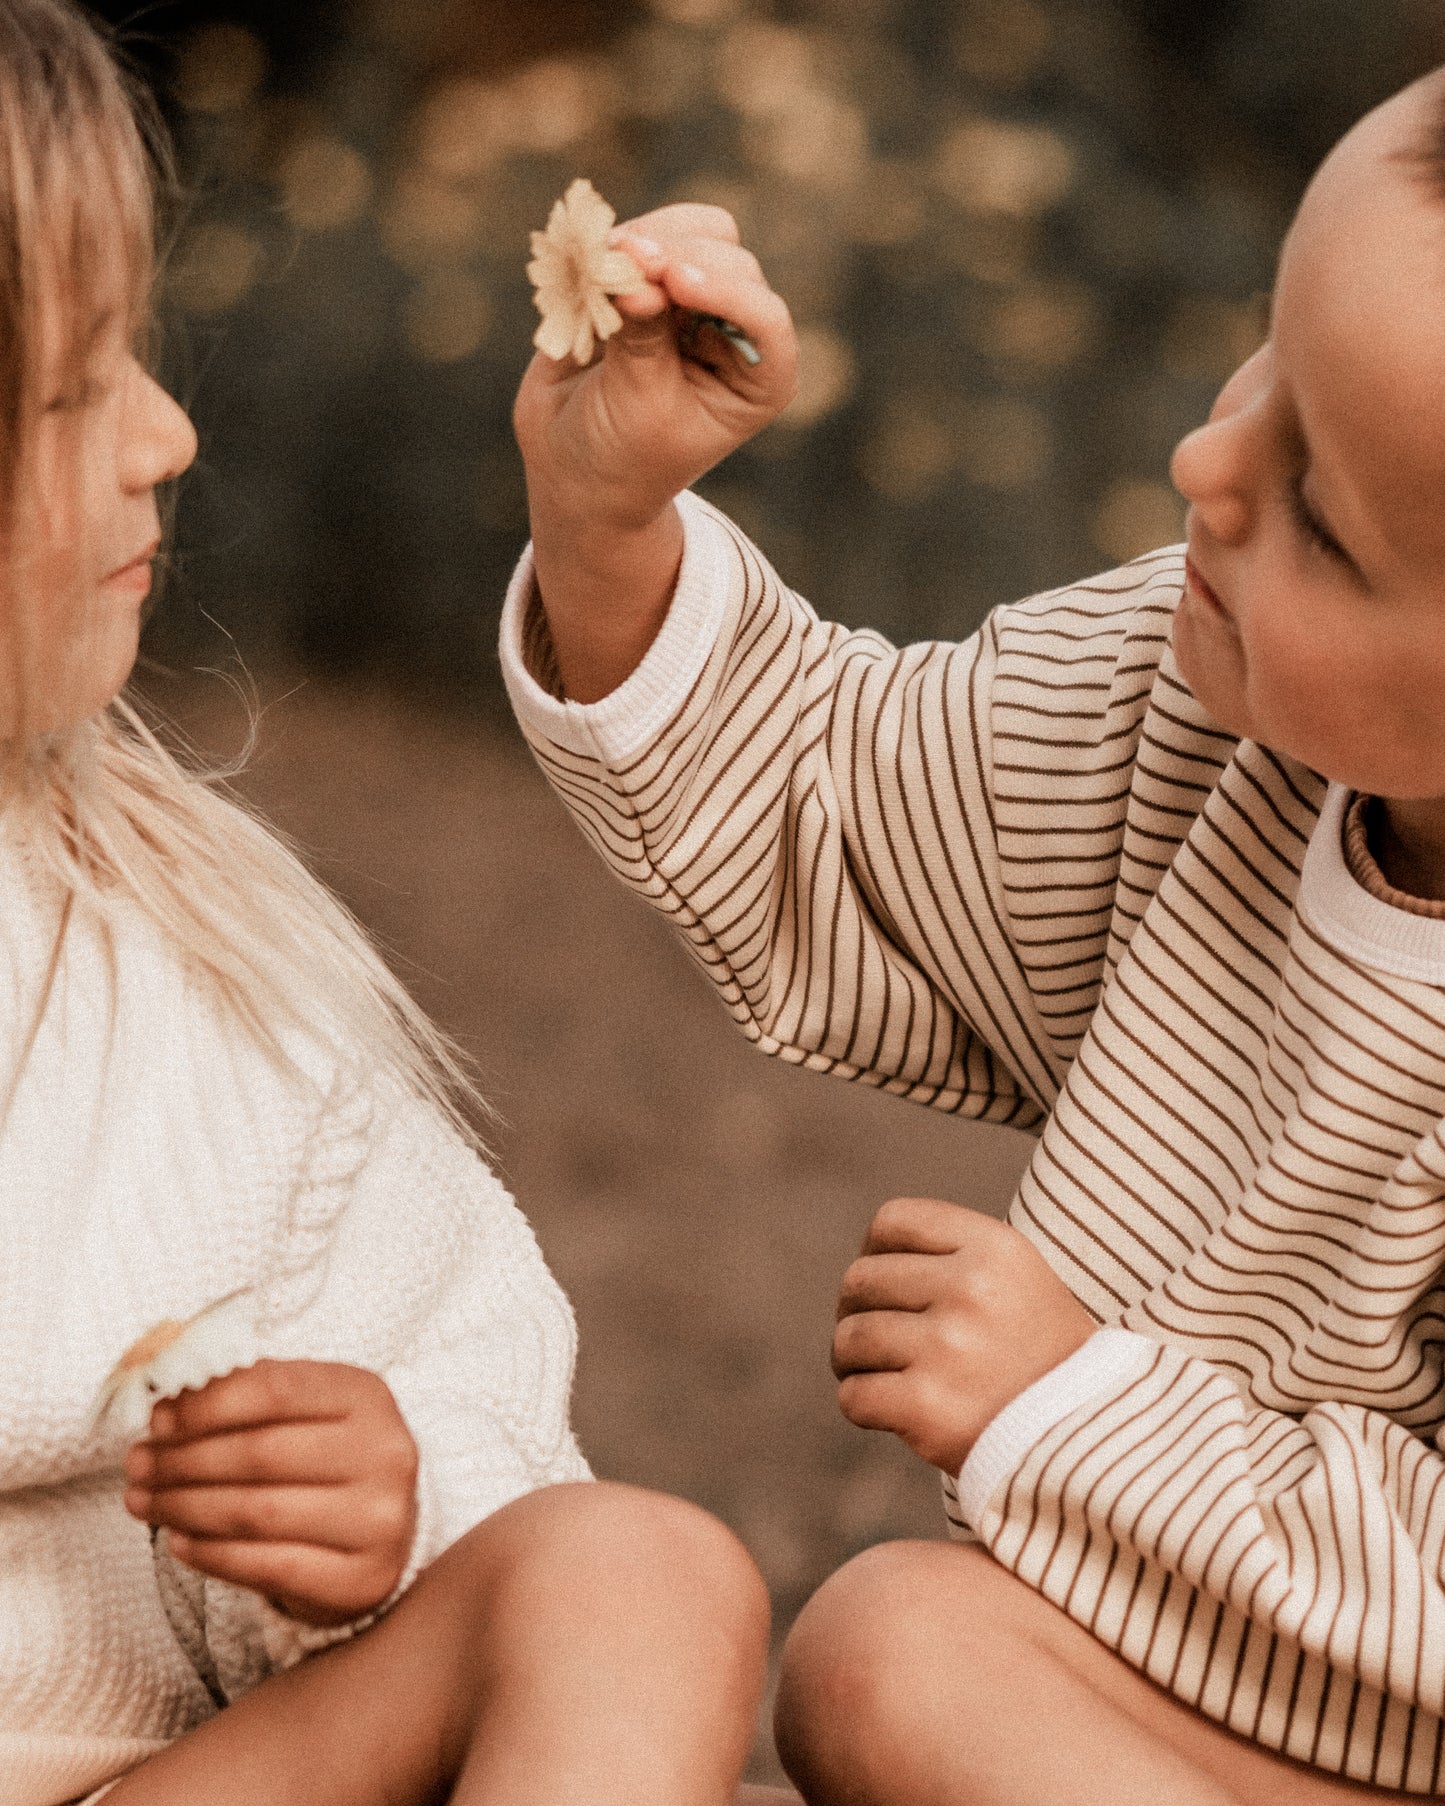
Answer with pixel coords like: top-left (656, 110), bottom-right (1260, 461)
top-left (97, 0), bottom-right (1445, 1779)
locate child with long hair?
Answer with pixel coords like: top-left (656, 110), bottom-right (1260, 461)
top-left (0, 3), bottom-right (773, 1803)
top-left (507, 60), bottom-right (1445, 1806)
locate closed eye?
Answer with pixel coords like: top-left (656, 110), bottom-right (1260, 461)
top-left (1287, 473), bottom-right (1354, 570)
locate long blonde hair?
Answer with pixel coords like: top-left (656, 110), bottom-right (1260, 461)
top-left (0, 0), bottom-right (490, 1146)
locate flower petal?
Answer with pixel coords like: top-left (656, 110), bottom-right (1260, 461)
top-left (561, 176), bottom-right (614, 242)
top-left (88, 1289), bottom-right (258, 1442)
top-left (101, 1374), bottom-right (155, 1444)
top-left (528, 181), bottom-right (646, 364)
top-left (145, 1293), bottom-right (256, 1400)
top-left (535, 304), bottom-right (580, 359)
top-left (570, 310), bottom-right (596, 365)
top-left (586, 289), bottom-right (625, 343)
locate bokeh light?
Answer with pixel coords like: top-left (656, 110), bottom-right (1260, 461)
top-left (277, 137), bottom-right (373, 233)
top-left (405, 270), bottom-right (493, 363)
top-left (174, 22), bottom-right (266, 115)
top-left (781, 324), bottom-right (856, 428)
top-left (1092, 479), bottom-right (1187, 563)
top-left (933, 118), bottom-right (1077, 220)
top-left (165, 221), bottom-right (263, 316)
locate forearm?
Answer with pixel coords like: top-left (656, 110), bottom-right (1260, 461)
top-left (528, 491), bottom-right (685, 703)
top-left (961, 1332), bottom-right (1445, 1783)
top-left (505, 497), bottom-right (1050, 1116)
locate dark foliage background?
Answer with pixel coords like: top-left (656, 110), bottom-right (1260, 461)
top-left (92, 0), bottom-right (1443, 702)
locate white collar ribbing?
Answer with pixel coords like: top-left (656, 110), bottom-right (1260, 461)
top-left (1299, 782), bottom-right (1445, 985)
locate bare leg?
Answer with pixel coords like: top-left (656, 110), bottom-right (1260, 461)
top-left (774, 1542), bottom-right (1423, 1806)
top-left (103, 1482), bottom-right (769, 1806)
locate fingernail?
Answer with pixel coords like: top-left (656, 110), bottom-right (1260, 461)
top-left (123, 1488), bottom-right (151, 1517)
top-left (613, 230), bottom-right (662, 260)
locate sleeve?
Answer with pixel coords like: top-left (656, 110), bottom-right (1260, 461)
top-left (501, 492), bottom-right (1191, 1131)
top-left (944, 1327), bottom-right (1445, 1789)
top-left (154, 1066), bottom-right (589, 1701)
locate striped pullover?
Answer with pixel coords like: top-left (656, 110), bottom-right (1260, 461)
top-left (501, 491), bottom-right (1445, 1792)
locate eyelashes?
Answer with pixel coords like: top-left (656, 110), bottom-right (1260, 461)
top-left (1286, 473), bottom-right (1349, 566)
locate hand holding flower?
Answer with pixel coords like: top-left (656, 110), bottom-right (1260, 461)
top-left (832, 1198), bottom-right (1097, 1474)
top-left (124, 1359), bottom-right (419, 1629)
top-left (515, 189), bottom-right (798, 704)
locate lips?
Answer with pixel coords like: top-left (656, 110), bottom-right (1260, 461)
top-left (1184, 555), bottom-right (1228, 619)
top-left (103, 542), bottom-right (159, 594)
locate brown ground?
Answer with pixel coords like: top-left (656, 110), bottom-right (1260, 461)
top-left (154, 671), bottom-right (1035, 1781)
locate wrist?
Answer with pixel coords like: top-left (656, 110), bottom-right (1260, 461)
top-left (529, 499), bottom-right (685, 703)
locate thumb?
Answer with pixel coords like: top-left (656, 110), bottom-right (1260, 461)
top-left (608, 287), bottom-right (682, 363)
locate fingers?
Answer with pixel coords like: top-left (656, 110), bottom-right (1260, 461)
top-left (836, 1369), bottom-right (916, 1436)
top-left (147, 1360), bottom-right (373, 1442)
top-left (127, 1419), bottom-right (375, 1490)
top-left (832, 1307), bottom-right (925, 1379)
top-left (136, 1482), bottom-right (353, 1548)
top-left (134, 1475), bottom-right (413, 1550)
top-left (836, 1251), bottom-right (944, 1319)
top-left (612, 233), bottom-right (796, 392)
top-left (128, 1359), bottom-right (417, 1548)
top-left (616, 202), bottom-right (742, 246)
top-left (861, 1196), bottom-right (999, 1257)
top-left (164, 1533), bottom-right (396, 1624)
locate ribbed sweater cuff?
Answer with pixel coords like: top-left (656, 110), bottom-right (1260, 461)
top-left (498, 490), bottom-right (732, 764)
top-left (954, 1327), bottom-right (1157, 1530)
top-left (258, 1458), bottom-right (441, 1668)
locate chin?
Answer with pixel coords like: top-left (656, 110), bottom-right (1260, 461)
top-left (1172, 612), bottom-right (1251, 741)
top-left (38, 649), bottom-right (139, 732)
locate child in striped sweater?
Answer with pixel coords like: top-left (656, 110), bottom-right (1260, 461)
top-left (508, 65), bottom-right (1445, 1805)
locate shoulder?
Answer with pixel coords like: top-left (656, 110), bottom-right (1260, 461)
top-left (990, 545), bottom-right (1185, 667)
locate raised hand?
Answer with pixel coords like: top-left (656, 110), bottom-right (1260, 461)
top-left (513, 202), bottom-right (798, 703)
top-left (515, 202), bottom-right (797, 535)
top-left (832, 1198), bottom-right (1097, 1474)
top-left (123, 1359), bottom-right (418, 1628)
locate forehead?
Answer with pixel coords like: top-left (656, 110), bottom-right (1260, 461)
top-left (1274, 78), bottom-right (1445, 574)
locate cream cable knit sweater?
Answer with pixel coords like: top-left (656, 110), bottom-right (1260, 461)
top-left (0, 829), bottom-right (589, 1806)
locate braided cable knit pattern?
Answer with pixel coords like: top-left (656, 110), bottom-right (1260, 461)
top-left (0, 837), bottom-right (586, 1806)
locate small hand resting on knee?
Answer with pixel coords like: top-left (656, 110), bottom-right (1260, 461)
top-left (123, 1360), bottom-right (419, 1627)
top-left (832, 1199), bottom-right (1096, 1474)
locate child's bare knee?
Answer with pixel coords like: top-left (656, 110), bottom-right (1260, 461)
top-left (452, 1482), bottom-right (770, 1672)
top-left (775, 1541), bottom-right (1003, 1800)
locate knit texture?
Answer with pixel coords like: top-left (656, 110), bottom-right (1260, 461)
top-left (0, 829), bottom-right (588, 1806)
top-left (503, 492), bottom-right (1445, 1793)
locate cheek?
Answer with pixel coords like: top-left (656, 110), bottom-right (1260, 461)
top-left (1241, 595), bottom-right (1445, 791)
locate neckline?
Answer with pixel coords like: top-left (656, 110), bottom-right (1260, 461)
top-left (1299, 784), bottom-right (1445, 984)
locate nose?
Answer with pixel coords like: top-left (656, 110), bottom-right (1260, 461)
top-left (1169, 344), bottom-right (1269, 548)
top-left (120, 360), bottom-right (198, 495)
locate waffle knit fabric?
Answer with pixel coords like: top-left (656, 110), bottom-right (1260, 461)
top-left (502, 491), bottom-right (1445, 1792)
top-left (0, 828), bottom-right (588, 1806)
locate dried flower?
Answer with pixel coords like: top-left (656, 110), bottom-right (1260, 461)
top-left (89, 1289), bottom-right (257, 1442)
top-left (527, 177), bottom-right (647, 364)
